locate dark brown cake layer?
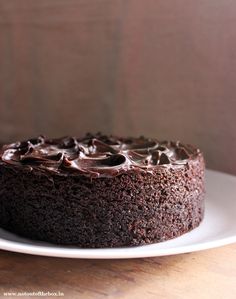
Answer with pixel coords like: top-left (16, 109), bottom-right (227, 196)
top-left (0, 134), bottom-right (205, 248)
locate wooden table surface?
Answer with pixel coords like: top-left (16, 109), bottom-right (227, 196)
top-left (0, 244), bottom-right (235, 299)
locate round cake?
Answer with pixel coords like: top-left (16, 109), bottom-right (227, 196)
top-left (0, 133), bottom-right (205, 248)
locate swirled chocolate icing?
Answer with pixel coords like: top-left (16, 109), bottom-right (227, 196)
top-left (0, 133), bottom-right (201, 178)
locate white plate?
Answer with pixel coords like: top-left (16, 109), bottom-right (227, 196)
top-left (0, 169), bottom-right (236, 259)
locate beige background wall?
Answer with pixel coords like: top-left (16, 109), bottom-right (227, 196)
top-left (0, 0), bottom-right (236, 174)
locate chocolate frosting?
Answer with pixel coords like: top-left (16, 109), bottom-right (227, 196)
top-left (0, 133), bottom-right (201, 178)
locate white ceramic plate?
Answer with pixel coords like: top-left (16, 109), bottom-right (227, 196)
top-left (0, 169), bottom-right (236, 259)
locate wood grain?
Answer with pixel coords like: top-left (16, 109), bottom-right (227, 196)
top-left (0, 0), bottom-right (236, 174)
top-left (0, 245), bottom-right (236, 299)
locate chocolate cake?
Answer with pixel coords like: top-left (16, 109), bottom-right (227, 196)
top-left (0, 133), bottom-right (205, 248)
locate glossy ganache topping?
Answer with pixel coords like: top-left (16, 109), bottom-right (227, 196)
top-left (0, 133), bottom-right (201, 178)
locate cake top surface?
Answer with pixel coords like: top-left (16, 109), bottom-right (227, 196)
top-left (0, 133), bottom-right (201, 178)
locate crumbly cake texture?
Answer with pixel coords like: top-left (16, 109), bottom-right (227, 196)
top-left (0, 133), bottom-right (205, 248)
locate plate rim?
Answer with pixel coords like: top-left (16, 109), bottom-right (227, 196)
top-left (0, 234), bottom-right (236, 259)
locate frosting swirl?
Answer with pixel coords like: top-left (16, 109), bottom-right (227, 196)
top-left (0, 133), bottom-right (201, 178)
